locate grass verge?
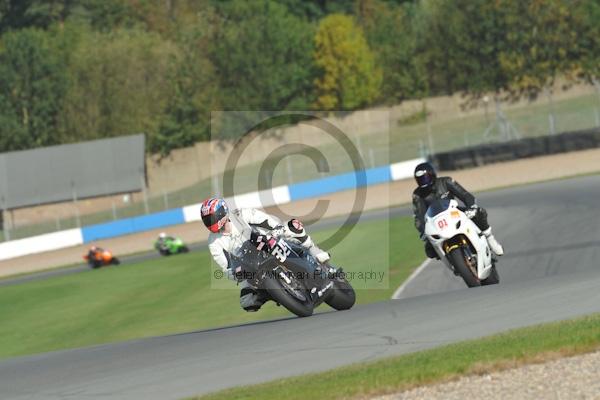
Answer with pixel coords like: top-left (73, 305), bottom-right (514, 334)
top-left (194, 313), bottom-right (600, 400)
top-left (0, 215), bottom-right (422, 359)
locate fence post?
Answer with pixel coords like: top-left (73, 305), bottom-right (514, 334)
top-left (211, 174), bottom-right (220, 197)
top-left (7, 210), bottom-right (13, 240)
top-left (111, 199), bottom-right (118, 220)
top-left (593, 77), bottom-right (600, 107)
top-left (210, 151), bottom-right (220, 197)
top-left (162, 189), bottom-right (169, 210)
top-left (1, 197), bottom-right (9, 241)
top-left (418, 140), bottom-right (426, 159)
top-left (425, 112), bottom-right (435, 155)
top-left (140, 173), bottom-right (149, 214)
top-left (545, 86), bottom-right (556, 135)
top-left (354, 132), bottom-right (364, 160)
top-left (548, 113), bottom-right (556, 135)
top-left (71, 181), bottom-right (81, 228)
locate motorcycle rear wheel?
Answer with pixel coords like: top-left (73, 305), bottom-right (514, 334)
top-left (448, 248), bottom-right (481, 288)
top-left (263, 276), bottom-right (313, 317)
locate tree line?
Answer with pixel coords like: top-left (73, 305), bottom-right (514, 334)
top-left (0, 0), bottom-right (598, 155)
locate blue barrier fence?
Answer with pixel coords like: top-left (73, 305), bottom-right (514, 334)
top-left (0, 158), bottom-right (424, 257)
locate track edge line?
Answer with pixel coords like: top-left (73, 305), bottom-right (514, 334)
top-left (392, 258), bottom-right (433, 300)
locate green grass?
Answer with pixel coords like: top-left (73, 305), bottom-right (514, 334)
top-left (0, 216), bottom-right (422, 360)
top-left (195, 313), bottom-right (600, 400)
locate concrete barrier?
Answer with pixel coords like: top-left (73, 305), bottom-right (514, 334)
top-left (0, 229), bottom-right (83, 261)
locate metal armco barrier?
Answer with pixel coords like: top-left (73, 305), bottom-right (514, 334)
top-left (431, 128), bottom-right (600, 170)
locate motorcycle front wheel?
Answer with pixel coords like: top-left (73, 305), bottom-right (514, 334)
top-left (448, 248), bottom-right (481, 288)
top-left (263, 275), bottom-right (313, 317)
top-left (325, 278), bottom-right (356, 310)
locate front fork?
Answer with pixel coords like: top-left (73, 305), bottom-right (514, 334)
top-left (443, 236), bottom-right (477, 275)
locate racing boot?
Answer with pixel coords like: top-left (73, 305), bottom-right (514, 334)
top-left (483, 227), bottom-right (504, 256)
top-left (239, 280), bottom-right (267, 312)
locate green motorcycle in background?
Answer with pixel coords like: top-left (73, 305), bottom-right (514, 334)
top-left (154, 235), bottom-right (189, 256)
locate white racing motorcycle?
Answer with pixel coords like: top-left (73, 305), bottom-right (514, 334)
top-left (424, 199), bottom-right (500, 287)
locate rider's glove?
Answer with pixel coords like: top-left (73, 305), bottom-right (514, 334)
top-left (419, 232), bottom-right (427, 242)
top-left (270, 224), bottom-right (285, 238)
top-left (464, 205), bottom-right (479, 219)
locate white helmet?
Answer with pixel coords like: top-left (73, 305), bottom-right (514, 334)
top-left (159, 232), bottom-right (166, 239)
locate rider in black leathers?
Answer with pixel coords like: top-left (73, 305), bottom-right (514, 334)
top-left (412, 162), bottom-right (504, 259)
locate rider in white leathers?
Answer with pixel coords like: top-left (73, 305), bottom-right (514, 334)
top-left (201, 198), bottom-right (330, 312)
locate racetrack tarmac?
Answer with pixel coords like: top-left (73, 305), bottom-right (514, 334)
top-left (1, 176), bottom-right (599, 399)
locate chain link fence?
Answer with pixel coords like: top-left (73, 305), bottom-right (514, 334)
top-left (2, 91), bottom-right (600, 242)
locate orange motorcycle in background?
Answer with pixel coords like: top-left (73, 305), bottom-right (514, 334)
top-left (84, 246), bottom-right (120, 269)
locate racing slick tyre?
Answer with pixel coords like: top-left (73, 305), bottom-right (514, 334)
top-left (325, 278), bottom-right (356, 311)
top-left (263, 275), bottom-right (313, 318)
top-left (447, 248), bottom-right (481, 288)
top-left (111, 257), bottom-right (121, 266)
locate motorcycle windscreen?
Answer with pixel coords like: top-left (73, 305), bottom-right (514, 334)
top-left (426, 199), bottom-right (451, 218)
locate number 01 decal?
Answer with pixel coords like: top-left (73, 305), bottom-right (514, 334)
top-left (437, 219), bottom-right (448, 229)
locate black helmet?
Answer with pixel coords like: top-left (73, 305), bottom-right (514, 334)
top-left (414, 162), bottom-right (436, 189)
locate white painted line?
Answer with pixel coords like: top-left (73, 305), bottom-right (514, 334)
top-left (392, 258), bottom-right (433, 299)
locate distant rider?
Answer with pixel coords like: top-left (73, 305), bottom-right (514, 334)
top-left (87, 245), bottom-right (103, 260)
top-left (412, 162), bottom-right (504, 259)
top-left (155, 232), bottom-right (174, 252)
top-left (201, 197), bottom-right (330, 312)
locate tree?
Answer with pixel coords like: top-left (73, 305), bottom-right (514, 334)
top-left (209, 0), bottom-right (316, 112)
top-left (0, 28), bottom-right (69, 151)
top-left (419, 0), bottom-right (514, 99)
top-left (0, 0), bottom-right (81, 33)
top-left (276, 0), bottom-right (354, 21)
top-left (498, 0), bottom-right (582, 99)
top-left (59, 27), bottom-right (177, 144)
top-left (150, 14), bottom-right (218, 155)
top-left (357, 0), bottom-right (427, 103)
top-left (313, 14), bottom-right (381, 110)
top-left (572, 0), bottom-right (600, 86)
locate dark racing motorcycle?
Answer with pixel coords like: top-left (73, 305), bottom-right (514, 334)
top-left (228, 231), bottom-right (356, 317)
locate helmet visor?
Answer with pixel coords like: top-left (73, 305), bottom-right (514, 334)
top-left (415, 170), bottom-right (433, 187)
top-left (202, 213), bottom-right (223, 233)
